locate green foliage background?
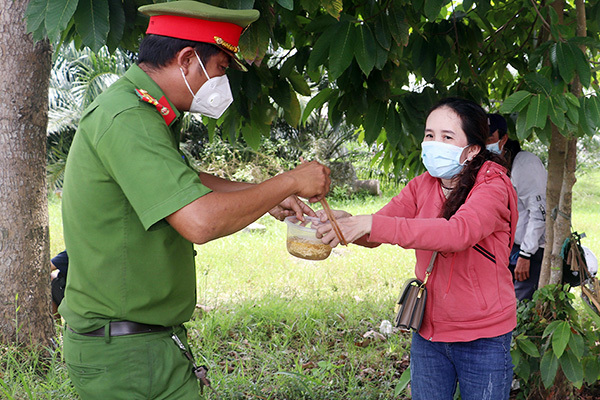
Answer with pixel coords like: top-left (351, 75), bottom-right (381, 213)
top-left (28, 0), bottom-right (600, 178)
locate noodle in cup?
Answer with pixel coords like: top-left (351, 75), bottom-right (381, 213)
top-left (284, 216), bottom-right (332, 260)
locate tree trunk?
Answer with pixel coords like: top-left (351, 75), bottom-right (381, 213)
top-left (540, 0), bottom-right (587, 288)
top-left (549, 137), bottom-right (577, 285)
top-left (539, 125), bottom-right (567, 287)
top-left (0, 0), bottom-right (54, 345)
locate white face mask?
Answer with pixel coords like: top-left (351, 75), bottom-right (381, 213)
top-left (180, 51), bottom-right (233, 119)
top-left (421, 141), bottom-right (469, 180)
top-left (486, 141), bottom-right (503, 154)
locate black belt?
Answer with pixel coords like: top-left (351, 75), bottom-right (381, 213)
top-left (71, 321), bottom-right (171, 337)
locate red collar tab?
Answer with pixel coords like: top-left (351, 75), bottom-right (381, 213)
top-left (135, 89), bottom-right (176, 125)
top-left (146, 15), bottom-right (242, 52)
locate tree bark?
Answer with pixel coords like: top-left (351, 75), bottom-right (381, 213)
top-left (0, 0), bottom-right (54, 345)
top-left (539, 126), bottom-right (567, 287)
top-left (549, 137), bottom-right (577, 285)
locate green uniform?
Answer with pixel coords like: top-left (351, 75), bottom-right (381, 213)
top-left (60, 65), bottom-right (211, 399)
top-left (60, 65), bottom-right (211, 333)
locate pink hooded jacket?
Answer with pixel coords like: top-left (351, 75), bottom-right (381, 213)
top-left (368, 161), bottom-right (518, 342)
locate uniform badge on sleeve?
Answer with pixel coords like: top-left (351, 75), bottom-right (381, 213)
top-left (135, 88), bottom-right (176, 125)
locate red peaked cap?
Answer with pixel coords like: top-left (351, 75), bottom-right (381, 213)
top-left (139, 1), bottom-right (260, 70)
top-left (146, 15), bottom-right (243, 52)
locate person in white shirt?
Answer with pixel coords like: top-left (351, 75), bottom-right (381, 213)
top-left (487, 114), bottom-right (547, 301)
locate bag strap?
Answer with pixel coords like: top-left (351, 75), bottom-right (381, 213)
top-left (422, 251), bottom-right (438, 285)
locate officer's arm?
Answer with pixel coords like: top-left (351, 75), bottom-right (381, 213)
top-left (166, 161), bottom-right (330, 244)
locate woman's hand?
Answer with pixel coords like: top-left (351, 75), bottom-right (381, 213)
top-left (316, 214), bottom-right (373, 247)
top-left (315, 209), bottom-right (352, 222)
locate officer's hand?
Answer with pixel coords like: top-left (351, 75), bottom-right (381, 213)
top-left (268, 195), bottom-right (316, 221)
top-left (287, 161), bottom-right (331, 203)
top-left (514, 257), bottom-right (531, 281)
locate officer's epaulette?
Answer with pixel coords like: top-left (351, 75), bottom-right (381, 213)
top-left (135, 88), bottom-right (176, 125)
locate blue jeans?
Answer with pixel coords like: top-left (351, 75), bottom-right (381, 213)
top-left (410, 331), bottom-right (513, 400)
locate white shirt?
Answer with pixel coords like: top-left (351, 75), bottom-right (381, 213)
top-left (511, 150), bottom-right (547, 254)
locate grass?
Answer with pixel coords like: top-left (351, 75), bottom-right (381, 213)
top-left (3, 170), bottom-right (600, 399)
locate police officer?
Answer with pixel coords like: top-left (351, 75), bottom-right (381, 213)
top-left (487, 113), bottom-right (547, 301)
top-left (60, 1), bottom-right (330, 399)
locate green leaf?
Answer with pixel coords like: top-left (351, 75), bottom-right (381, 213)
top-left (287, 71), bottom-right (311, 96)
top-left (280, 56), bottom-right (296, 78)
top-left (552, 321), bottom-right (571, 359)
top-left (568, 331), bottom-right (584, 359)
top-left (329, 21), bottom-right (355, 80)
top-left (510, 348), bottom-right (521, 369)
top-left (301, 88), bottom-right (334, 125)
top-left (239, 17), bottom-right (270, 65)
top-left (363, 102), bottom-right (387, 144)
top-left (373, 38), bottom-right (389, 70)
top-left (283, 87), bottom-right (301, 126)
top-left (25, 0), bottom-right (49, 34)
top-left (525, 95), bottom-right (548, 131)
top-left (499, 91), bottom-right (532, 113)
top-left (424, 0), bottom-right (445, 20)
top-left (543, 320), bottom-right (563, 338)
top-left (46, 0), bottom-right (79, 42)
top-left (323, 0), bottom-right (343, 19)
top-left (106, 0), bottom-right (125, 52)
top-left (578, 97), bottom-right (595, 136)
top-left (559, 350), bottom-right (584, 388)
top-left (374, 13), bottom-right (391, 50)
top-left (548, 98), bottom-right (565, 129)
top-left (270, 79), bottom-right (292, 110)
top-left (583, 357), bottom-right (600, 384)
top-left (540, 350), bottom-right (559, 389)
top-left (565, 92), bottom-right (580, 107)
top-left (355, 24), bottom-right (377, 76)
top-left (524, 73), bottom-right (552, 96)
top-left (308, 24), bottom-right (337, 71)
top-left (385, 106), bottom-right (402, 148)
top-left (241, 124), bottom-right (262, 149)
top-left (74, 0), bottom-right (110, 52)
top-left (517, 337), bottom-right (540, 358)
top-left (582, 296), bottom-right (600, 327)
top-left (565, 100), bottom-right (580, 126)
top-left (221, 113), bottom-right (240, 143)
top-left (556, 41), bottom-right (576, 83)
top-left (394, 367), bottom-right (411, 396)
top-left (388, 6), bottom-right (409, 47)
top-left (276, 0), bottom-right (294, 11)
top-left (585, 95), bottom-right (600, 131)
top-left (570, 43), bottom-right (591, 88)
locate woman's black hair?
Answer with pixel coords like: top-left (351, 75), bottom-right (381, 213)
top-left (428, 97), bottom-right (509, 219)
top-left (502, 138), bottom-right (522, 171)
top-left (137, 34), bottom-right (222, 69)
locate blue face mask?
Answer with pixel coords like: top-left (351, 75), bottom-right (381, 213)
top-left (486, 141), bottom-right (502, 154)
top-left (421, 141), bottom-right (468, 180)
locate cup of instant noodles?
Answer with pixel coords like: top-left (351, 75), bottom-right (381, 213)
top-left (284, 216), bottom-right (332, 260)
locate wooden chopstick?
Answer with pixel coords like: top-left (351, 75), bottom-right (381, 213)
top-left (320, 198), bottom-right (348, 246)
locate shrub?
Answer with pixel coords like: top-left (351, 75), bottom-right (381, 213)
top-left (511, 284), bottom-right (600, 399)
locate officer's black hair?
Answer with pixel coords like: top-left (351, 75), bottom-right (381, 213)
top-left (137, 34), bottom-right (222, 69)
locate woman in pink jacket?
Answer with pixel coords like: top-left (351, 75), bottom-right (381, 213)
top-left (318, 98), bottom-right (518, 400)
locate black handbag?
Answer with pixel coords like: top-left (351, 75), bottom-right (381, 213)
top-left (394, 252), bottom-right (438, 331)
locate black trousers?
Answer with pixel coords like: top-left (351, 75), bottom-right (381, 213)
top-left (508, 244), bottom-right (544, 301)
